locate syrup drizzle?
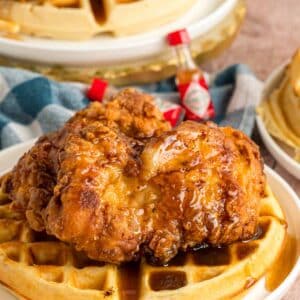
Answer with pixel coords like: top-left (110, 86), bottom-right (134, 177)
top-left (118, 262), bottom-right (141, 300)
top-left (115, 222), bottom-right (298, 299)
top-left (265, 234), bottom-right (298, 291)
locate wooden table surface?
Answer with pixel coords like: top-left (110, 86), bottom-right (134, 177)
top-left (205, 0), bottom-right (300, 298)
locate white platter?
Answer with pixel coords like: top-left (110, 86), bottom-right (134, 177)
top-left (0, 139), bottom-right (299, 300)
top-left (0, 0), bottom-right (237, 66)
top-left (256, 63), bottom-right (300, 179)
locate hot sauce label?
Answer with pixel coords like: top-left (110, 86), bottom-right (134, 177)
top-left (155, 97), bottom-right (185, 127)
top-left (177, 77), bottom-right (215, 121)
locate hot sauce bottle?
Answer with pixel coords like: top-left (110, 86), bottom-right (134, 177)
top-left (167, 29), bottom-right (215, 121)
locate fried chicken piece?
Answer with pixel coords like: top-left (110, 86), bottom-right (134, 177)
top-left (2, 88), bottom-right (170, 234)
top-left (1, 89), bottom-right (265, 264)
top-left (141, 121), bottom-right (265, 262)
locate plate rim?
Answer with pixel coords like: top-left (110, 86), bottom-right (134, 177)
top-left (264, 166), bottom-right (300, 300)
top-left (0, 0), bottom-right (238, 65)
top-left (0, 0), bottom-right (237, 52)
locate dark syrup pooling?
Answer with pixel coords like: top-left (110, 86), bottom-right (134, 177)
top-left (103, 223), bottom-right (270, 298)
top-left (236, 243), bottom-right (258, 260)
top-left (192, 246), bottom-right (230, 266)
top-left (118, 262), bottom-right (141, 300)
top-left (149, 271), bottom-right (187, 291)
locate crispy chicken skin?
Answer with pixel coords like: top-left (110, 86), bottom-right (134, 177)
top-left (1, 89), bottom-right (265, 264)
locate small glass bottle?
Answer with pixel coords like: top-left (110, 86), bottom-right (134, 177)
top-left (167, 29), bottom-right (215, 121)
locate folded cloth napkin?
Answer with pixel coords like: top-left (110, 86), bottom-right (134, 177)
top-left (0, 65), bottom-right (262, 149)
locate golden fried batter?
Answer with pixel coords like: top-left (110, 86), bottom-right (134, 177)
top-left (1, 89), bottom-right (265, 264)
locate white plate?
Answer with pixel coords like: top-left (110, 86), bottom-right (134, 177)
top-left (256, 63), bottom-right (300, 179)
top-left (0, 0), bottom-right (237, 66)
top-left (0, 139), bottom-right (299, 300)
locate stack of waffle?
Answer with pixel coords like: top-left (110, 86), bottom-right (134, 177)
top-left (0, 186), bottom-right (286, 300)
top-left (0, 0), bottom-right (198, 39)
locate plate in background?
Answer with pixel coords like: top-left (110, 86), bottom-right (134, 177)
top-left (0, 0), bottom-right (237, 66)
top-left (256, 63), bottom-right (300, 179)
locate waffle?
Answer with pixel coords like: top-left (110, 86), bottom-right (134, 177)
top-left (0, 184), bottom-right (286, 300)
top-left (0, 0), bottom-right (198, 39)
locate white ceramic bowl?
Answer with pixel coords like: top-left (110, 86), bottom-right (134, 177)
top-left (0, 0), bottom-right (237, 66)
top-left (256, 63), bottom-right (300, 179)
top-left (0, 140), bottom-right (299, 300)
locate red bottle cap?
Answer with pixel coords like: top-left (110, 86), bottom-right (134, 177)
top-left (87, 78), bottom-right (108, 102)
top-left (166, 29), bottom-right (191, 46)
